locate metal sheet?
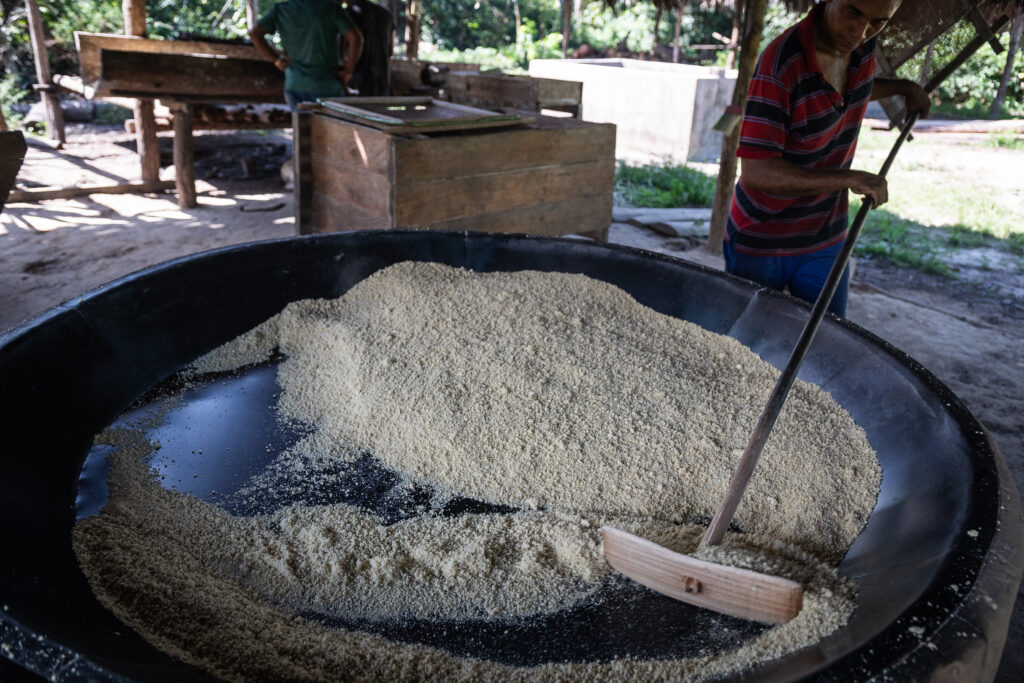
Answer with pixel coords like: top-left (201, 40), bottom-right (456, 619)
top-left (0, 231), bottom-right (1020, 681)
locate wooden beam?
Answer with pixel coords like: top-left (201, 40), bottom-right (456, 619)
top-left (25, 0), bottom-right (65, 144)
top-left (99, 50), bottom-right (283, 99)
top-left (121, 0), bottom-right (160, 182)
top-left (7, 179), bottom-right (174, 203)
top-left (172, 103), bottom-right (196, 209)
top-left (76, 33), bottom-right (264, 86)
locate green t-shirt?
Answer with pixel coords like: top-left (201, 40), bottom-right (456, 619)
top-left (258, 0), bottom-right (356, 96)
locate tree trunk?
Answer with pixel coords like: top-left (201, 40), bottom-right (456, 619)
top-left (706, 0), bottom-right (769, 253)
top-left (25, 0), bottom-right (65, 143)
top-left (513, 0), bottom-right (522, 49)
top-left (405, 0), bottom-right (420, 59)
top-left (990, 8), bottom-right (1023, 119)
top-left (122, 0), bottom-right (160, 181)
top-left (725, 2), bottom-right (742, 69)
top-left (654, 5), bottom-right (663, 48)
top-left (672, 4), bottom-right (683, 63)
top-left (246, 0), bottom-right (259, 30)
top-left (562, 0), bottom-right (571, 58)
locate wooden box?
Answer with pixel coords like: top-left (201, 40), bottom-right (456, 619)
top-left (294, 106), bottom-right (615, 240)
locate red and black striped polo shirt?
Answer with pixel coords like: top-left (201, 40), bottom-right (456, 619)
top-left (726, 2), bottom-right (877, 256)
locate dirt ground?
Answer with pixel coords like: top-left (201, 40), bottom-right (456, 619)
top-left (1, 123), bottom-right (1022, 681)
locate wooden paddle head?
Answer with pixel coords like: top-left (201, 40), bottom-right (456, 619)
top-left (601, 526), bottom-right (803, 624)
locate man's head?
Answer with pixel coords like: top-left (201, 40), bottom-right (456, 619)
top-left (820, 0), bottom-right (902, 54)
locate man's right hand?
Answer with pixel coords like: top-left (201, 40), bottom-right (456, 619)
top-left (274, 56), bottom-right (291, 72)
top-left (847, 170), bottom-right (888, 206)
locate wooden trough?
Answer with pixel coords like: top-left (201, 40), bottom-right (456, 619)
top-left (294, 100), bottom-right (614, 240)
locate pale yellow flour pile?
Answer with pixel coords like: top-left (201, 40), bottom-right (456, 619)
top-left (74, 262), bottom-right (881, 681)
top-left (194, 261), bottom-right (879, 561)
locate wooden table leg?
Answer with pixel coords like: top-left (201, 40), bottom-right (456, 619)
top-left (172, 103), bottom-right (196, 209)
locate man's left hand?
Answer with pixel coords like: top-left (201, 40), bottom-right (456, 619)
top-left (902, 81), bottom-right (931, 119)
top-left (335, 65), bottom-right (354, 87)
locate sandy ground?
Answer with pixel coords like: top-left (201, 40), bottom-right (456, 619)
top-left (1, 124), bottom-right (1022, 680)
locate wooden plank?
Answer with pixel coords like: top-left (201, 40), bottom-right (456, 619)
top-left (410, 192), bottom-right (612, 237)
top-left (394, 157), bottom-right (614, 225)
top-left (294, 107), bottom-right (313, 234)
top-left (310, 115), bottom-right (392, 174)
top-left (308, 190), bottom-right (391, 233)
top-left (393, 122), bottom-right (615, 183)
top-left (535, 77), bottom-right (582, 106)
top-left (601, 526), bottom-right (803, 624)
top-left (7, 179), bottom-right (174, 203)
top-left (77, 32), bottom-right (262, 85)
top-left (315, 100), bottom-right (527, 135)
top-left (98, 50), bottom-right (282, 99)
top-left (310, 154), bottom-right (392, 216)
top-left (444, 72), bottom-right (539, 111)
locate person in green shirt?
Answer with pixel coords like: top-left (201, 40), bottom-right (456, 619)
top-left (250, 0), bottom-right (364, 110)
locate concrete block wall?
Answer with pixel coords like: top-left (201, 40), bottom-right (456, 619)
top-left (528, 59), bottom-right (737, 164)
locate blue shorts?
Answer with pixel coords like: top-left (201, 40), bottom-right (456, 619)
top-left (722, 239), bottom-right (851, 317)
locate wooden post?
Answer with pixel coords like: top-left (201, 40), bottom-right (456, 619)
top-left (25, 0), bottom-right (65, 144)
top-left (405, 0), bottom-right (420, 59)
top-left (122, 0), bottom-right (160, 182)
top-left (561, 0), bottom-right (571, 58)
top-left (706, 0), bottom-right (768, 253)
top-left (725, 0), bottom-right (743, 70)
top-left (172, 103), bottom-right (196, 208)
top-left (246, 0), bottom-right (259, 30)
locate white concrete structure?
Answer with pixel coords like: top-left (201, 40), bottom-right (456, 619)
top-left (528, 59), bottom-right (737, 164)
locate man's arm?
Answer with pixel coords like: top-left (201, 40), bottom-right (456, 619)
top-left (740, 157), bottom-right (889, 206)
top-left (337, 27), bottom-right (365, 87)
top-left (871, 77), bottom-right (931, 118)
top-left (249, 25), bottom-right (289, 71)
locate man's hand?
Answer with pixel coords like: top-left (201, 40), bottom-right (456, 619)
top-left (901, 81), bottom-right (931, 119)
top-left (847, 170), bottom-right (888, 206)
top-left (274, 56), bottom-right (291, 72)
top-left (335, 64), bottom-right (354, 87)
top-left (740, 158), bottom-right (890, 206)
top-left (871, 78), bottom-right (931, 119)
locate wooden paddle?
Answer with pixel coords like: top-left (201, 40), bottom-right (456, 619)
top-left (602, 113), bottom-right (921, 625)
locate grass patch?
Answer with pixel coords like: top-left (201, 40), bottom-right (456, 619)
top-left (615, 162), bottom-right (716, 208)
top-left (985, 130), bottom-right (1024, 150)
top-left (853, 201), bottom-right (952, 275)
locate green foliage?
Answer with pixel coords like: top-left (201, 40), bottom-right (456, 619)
top-left (615, 162), bottom-right (715, 208)
top-left (94, 102), bottom-right (132, 125)
top-left (934, 40), bottom-right (1024, 117)
top-left (575, 3), bottom-right (658, 54)
top-left (760, 3), bottom-right (802, 47)
top-left (0, 72), bottom-right (27, 127)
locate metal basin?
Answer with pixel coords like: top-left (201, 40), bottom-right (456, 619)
top-left (1, 231), bottom-right (1020, 680)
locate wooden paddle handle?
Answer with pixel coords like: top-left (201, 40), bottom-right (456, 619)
top-left (703, 113), bottom-right (920, 547)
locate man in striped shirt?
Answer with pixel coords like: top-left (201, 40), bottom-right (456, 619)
top-left (725, 0), bottom-right (930, 316)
